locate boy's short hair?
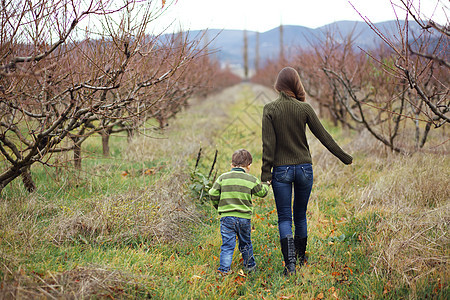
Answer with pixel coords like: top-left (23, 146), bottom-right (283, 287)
top-left (232, 149), bottom-right (252, 167)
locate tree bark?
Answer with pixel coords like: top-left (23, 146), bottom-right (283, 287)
top-left (21, 166), bottom-right (36, 193)
top-left (126, 128), bottom-right (134, 143)
top-left (73, 143), bottom-right (82, 169)
top-left (0, 165), bottom-right (35, 195)
top-left (101, 131), bottom-right (110, 157)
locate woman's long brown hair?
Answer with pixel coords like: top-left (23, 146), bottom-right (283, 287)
top-left (274, 67), bottom-right (306, 101)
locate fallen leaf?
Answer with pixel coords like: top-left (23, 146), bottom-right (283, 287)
top-left (255, 213), bottom-right (265, 220)
top-left (317, 292), bottom-right (324, 299)
top-left (144, 168), bottom-right (156, 175)
top-left (279, 295), bottom-right (294, 299)
top-left (233, 276), bottom-right (245, 285)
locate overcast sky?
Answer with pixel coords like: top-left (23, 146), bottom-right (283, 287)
top-left (155, 0), bottom-right (448, 32)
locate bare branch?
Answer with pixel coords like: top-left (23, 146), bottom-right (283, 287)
top-left (409, 45), bottom-right (450, 68)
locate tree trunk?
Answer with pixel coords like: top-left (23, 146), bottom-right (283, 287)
top-left (101, 131), bottom-right (110, 157)
top-left (420, 123), bottom-right (431, 148)
top-left (69, 132), bottom-right (84, 170)
top-left (0, 165), bottom-right (35, 195)
top-left (74, 142), bottom-right (82, 169)
top-left (126, 128), bottom-right (134, 143)
top-left (0, 177), bottom-right (16, 195)
top-left (0, 170), bottom-right (21, 195)
top-left (414, 117), bottom-right (420, 150)
top-left (21, 166), bottom-right (36, 192)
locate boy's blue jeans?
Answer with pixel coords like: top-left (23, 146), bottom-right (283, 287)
top-left (218, 216), bottom-right (256, 273)
top-left (272, 164), bottom-right (313, 239)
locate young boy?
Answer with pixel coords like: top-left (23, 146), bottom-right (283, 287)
top-left (209, 149), bottom-right (269, 274)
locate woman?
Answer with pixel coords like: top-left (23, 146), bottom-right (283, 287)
top-left (261, 67), bottom-right (353, 276)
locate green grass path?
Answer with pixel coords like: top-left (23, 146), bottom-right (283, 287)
top-left (135, 83), bottom-right (387, 299)
top-left (1, 83), bottom-right (447, 299)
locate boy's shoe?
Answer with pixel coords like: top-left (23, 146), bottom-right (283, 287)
top-left (217, 269), bottom-right (233, 276)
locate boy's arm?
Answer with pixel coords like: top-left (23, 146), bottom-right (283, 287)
top-left (251, 179), bottom-right (269, 198)
top-left (208, 179), bottom-right (221, 209)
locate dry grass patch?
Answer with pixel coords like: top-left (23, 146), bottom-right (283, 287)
top-left (356, 152), bottom-right (449, 293)
top-left (52, 171), bottom-right (200, 246)
top-left (360, 154), bottom-right (449, 208)
top-left (307, 123), bottom-right (449, 295)
top-left (372, 207), bottom-right (448, 286)
top-left (0, 265), bottom-right (150, 299)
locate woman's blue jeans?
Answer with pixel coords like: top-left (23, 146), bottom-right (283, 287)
top-left (218, 216), bottom-right (256, 273)
top-left (272, 164), bottom-right (313, 239)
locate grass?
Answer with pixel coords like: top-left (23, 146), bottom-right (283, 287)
top-left (1, 82), bottom-right (449, 299)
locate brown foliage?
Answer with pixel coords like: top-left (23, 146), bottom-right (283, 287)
top-left (0, 1), bottom-right (235, 192)
top-left (251, 2), bottom-right (448, 154)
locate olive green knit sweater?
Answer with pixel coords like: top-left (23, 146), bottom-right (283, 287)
top-left (261, 93), bottom-right (353, 182)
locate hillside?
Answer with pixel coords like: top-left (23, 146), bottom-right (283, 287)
top-left (184, 20), bottom-right (422, 69)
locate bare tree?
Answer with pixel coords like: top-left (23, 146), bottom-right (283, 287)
top-left (348, 0), bottom-right (448, 150)
top-left (312, 0), bottom-right (448, 153)
top-left (0, 0), bottom-right (209, 193)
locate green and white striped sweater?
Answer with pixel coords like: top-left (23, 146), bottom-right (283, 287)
top-left (209, 168), bottom-right (269, 219)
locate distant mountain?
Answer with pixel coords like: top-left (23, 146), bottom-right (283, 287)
top-left (182, 20), bottom-right (422, 71)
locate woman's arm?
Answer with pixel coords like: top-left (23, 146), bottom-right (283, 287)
top-left (306, 104), bottom-right (353, 164)
top-left (261, 107), bottom-right (277, 181)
